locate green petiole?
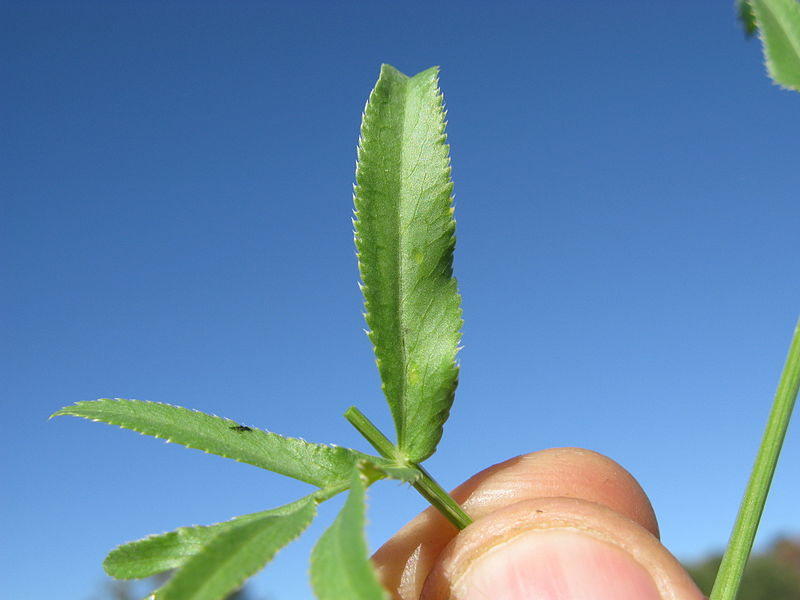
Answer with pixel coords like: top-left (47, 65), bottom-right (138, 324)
top-left (345, 406), bottom-right (473, 530)
top-left (409, 463), bottom-right (473, 531)
top-left (709, 319), bottom-right (800, 600)
top-left (344, 406), bottom-right (402, 462)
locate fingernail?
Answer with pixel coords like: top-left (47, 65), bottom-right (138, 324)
top-left (452, 529), bottom-right (662, 600)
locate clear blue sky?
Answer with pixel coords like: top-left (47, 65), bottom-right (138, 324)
top-left (3, 2), bottom-right (799, 599)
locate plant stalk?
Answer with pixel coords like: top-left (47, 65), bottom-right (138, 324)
top-left (410, 463), bottom-right (473, 530)
top-left (345, 406), bottom-right (473, 530)
top-left (709, 318), bottom-right (800, 600)
top-left (344, 406), bottom-right (402, 461)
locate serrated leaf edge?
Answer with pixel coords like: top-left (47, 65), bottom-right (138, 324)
top-left (52, 398), bottom-right (382, 486)
top-left (309, 463), bottom-right (388, 600)
top-left (103, 494), bottom-right (315, 579)
top-left (353, 65), bottom-right (462, 464)
top-left (151, 499), bottom-right (318, 600)
top-left (751, 0), bottom-right (800, 91)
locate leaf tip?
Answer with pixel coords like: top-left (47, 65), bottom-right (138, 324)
top-left (49, 400), bottom-right (93, 420)
top-left (49, 407), bottom-right (68, 420)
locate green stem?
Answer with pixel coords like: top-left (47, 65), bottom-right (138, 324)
top-left (411, 463), bottom-right (473, 530)
top-left (344, 406), bottom-right (473, 530)
top-left (344, 406), bottom-right (400, 461)
top-left (709, 319), bottom-right (800, 600)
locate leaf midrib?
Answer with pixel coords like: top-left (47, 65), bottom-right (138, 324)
top-left (394, 73), bottom-right (411, 455)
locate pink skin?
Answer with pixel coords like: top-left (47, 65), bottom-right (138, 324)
top-left (372, 448), bottom-right (705, 600)
top-left (449, 530), bottom-right (660, 600)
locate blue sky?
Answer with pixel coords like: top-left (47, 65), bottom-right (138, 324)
top-left (3, 1), bottom-right (799, 599)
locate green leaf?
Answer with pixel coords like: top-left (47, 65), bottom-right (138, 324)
top-left (105, 495), bottom-right (316, 579)
top-left (52, 399), bottom-right (373, 488)
top-left (103, 461), bottom-right (409, 583)
top-left (737, 0), bottom-right (758, 37)
top-left (310, 467), bottom-right (387, 600)
top-left (354, 64), bottom-right (462, 463)
top-left (750, 0), bottom-right (800, 91)
top-left (151, 497), bottom-right (317, 600)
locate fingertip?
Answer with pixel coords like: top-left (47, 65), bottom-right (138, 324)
top-left (373, 448), bottom-right (664, 599)
top-left (458, 448), bottom-right (659, 537)
top-left (421, 497), bottom-right (703, 600)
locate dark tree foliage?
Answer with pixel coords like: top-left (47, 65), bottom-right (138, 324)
top-left (686, 537), bottom-right (800, 600)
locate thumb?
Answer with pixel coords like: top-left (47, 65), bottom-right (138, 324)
top-left (420, 497), bottom-right (704, 600)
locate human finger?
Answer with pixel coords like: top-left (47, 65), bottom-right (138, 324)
top-left (421, 496), bottom-right (703, 599)
top-left (372, 447), bottom-right (666, 599)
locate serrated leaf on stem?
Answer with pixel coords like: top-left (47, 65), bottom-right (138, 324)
top-left (104, 493), bottom-right (329, 580)
top-left (151, 498), bottom-right (317, 600)
top-left (52, 399), bottom-right (378, 488)
top-left (310, 465), bottom-right (388, 600)
top-left (355, 64), bottom-right (462, 463)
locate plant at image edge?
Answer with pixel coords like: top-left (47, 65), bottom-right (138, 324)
top-left (707, 2), bottom-right (800, 599)
top-left (53, 64), bottom-right (469, 600)
top-left (52, 3), bottom-right (800, 596)
top-left (739, 0), bottom-right (800, 91)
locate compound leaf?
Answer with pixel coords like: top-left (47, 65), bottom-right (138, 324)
top-left (52, 399), bottom-right (372, 488)
top-left (150, 497), bottom-right (317, 600)
top-left (751, 0), bottom-right (800, 90)
top-left (355, 64), bottom-right (462, 463)
top-left (104, 495), bottom-right (316, 579)
top-left (310, 466), bottom-right (387, 600)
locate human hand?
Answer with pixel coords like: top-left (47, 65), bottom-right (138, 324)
top-left (373, 447), bottom-right (705, 600)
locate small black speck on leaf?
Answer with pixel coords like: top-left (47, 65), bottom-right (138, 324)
top-left (229, 425), bottom-right (253, 432)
